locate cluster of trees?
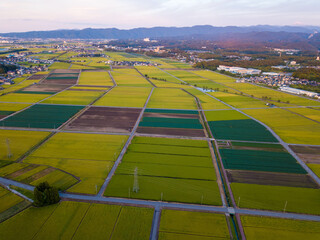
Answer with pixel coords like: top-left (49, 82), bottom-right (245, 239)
top-left (34, 182), bottom-right (60, 207)
top-left (292, 68), bottom-right (320, 82)
top-left (0, 63), bottom-right (17, 74)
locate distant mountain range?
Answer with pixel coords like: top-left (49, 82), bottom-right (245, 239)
top-left (1, 25), bottom-right (319, 40)
top-left (1, 25), bottom-right (320, 51)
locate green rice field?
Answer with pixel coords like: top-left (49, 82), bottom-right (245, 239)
top-left (0, 130), bottom-right (49, 161)
top-left (159, 210), bottom-right (230, 239)
top-left (42, 90), bottom-right (104, 105)
top-left (0, 50), bottom-right (319, 239)
top-left (241, 215), bottom-right (320, 240)
top-left (24, 132), bottom-right (127, 194)
top-left (94, 86), bottom-right (151, 108)
top-left (78, 71), bottom-right (113, 86)
top-left (0, 202), bottom-right (153, 240)
top-left (1, 104), bottom-right (84, 129)
top-left (147, 88), bottom-right (198, 110)
top-left (105, 137), bottom-right (221, 205)
top-left (243, 108), bottom-right (320, 145)
top-left (231, 183), bottom-right (320, 215)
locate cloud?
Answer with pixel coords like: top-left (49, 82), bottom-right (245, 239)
top-left (0, 0), bottom-right (319, 32)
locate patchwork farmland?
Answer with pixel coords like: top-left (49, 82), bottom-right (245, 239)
top-left (0, 50), bottom-right (319, 240)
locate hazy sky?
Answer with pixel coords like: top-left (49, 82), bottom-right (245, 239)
top-left (1, 0), bottom-right (319, 32)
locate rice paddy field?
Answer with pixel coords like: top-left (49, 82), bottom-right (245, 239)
top-left (0, 79), bottom-right (40, 95)
top-left (210, 91), bottom-right (268, 109)
top-left (111, 69), bottom-right (152, 87)
top-left (159, 210), bottom-right (230, 239)
top-left (78, 71), bottom-right (113, 86)
top-left (205, 110), bottom-right (278, 142)
top-left (147, 88), bottom-right (198, 110)
top-left (94, 86), bottom-right (151, 108)
top-left (136, 66), bottom-right (181, 83)
top-left (0, 162), bottom-right (78, 191)
top-left (48, 62), bottom-right (71, 70)
top-left (0, 186), bottom-right (24, 215)
top-left (137, 108), bottom-right (206, 137)
top-left (186, 88), bottom-right (231, 110)
top-left (231, 183), bottom-right (320, 214)
top-left (241, 215), bottom-right (320, 240)
top-left (24, 132), bottom-right (127, 194)
top-left (0, 130), bottom-right (50, 161)
top-left (0, 51), bottom-right (319, 239)
top-left (1, 104), bottom-right (84, 129)
top-left (0, 202), bottom-right (153, 240)
top-left (42, 90), bottom-right (104, 105)
top-left (0, 92), bottom-right (51, 103)
top-left (243, 108), bottom-right (320, 145)
top-left (287, 107), bottom-right (320, 122)
top-left (0, 103), bottom-right (29, 117)
top-left (105, 137), bottom-right (221, 205)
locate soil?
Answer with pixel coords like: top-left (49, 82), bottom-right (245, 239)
top-left (289, 145), bottom-right (320, 164)
top-left (226, 169), bottom-right (319, 189)
top-left (64, 106), bottom-right (141, 133)
top-left (22, 84), bottom-right (69, 92)
top-left (27, 74), bottom-right (47, 80)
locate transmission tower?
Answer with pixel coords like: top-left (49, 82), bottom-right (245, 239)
top-left (133, 167), bottom-right (139, 193)
top-left (6, 138), bottom-right (12, 159)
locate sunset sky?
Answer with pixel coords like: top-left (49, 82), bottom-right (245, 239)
top-left (1, 0), bottom-right (319, 32)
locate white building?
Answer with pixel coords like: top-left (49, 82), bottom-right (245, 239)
top-left (218, 65), bottom-right (261, 75)
top-left (279, 86), bottom-right (318, 98)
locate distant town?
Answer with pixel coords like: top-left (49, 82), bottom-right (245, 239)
top-left (1, 38), bottom-right (320, 99)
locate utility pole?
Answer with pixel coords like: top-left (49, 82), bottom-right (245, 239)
top-left (133, 167), bottom-right (139, 193)
top-left (6, 138), bottom-right (12, 159)
top-left (283, 201), bottom-right (288, 212)
top-left (237, 197), bottom-right (241, 208)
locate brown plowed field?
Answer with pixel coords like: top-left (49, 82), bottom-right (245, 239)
top-left (41, 78), bottom-right (77, 85)
top-left (64, 106), bottom-right (141, 133)
top-left (22, 84), bottom-right (69, 92)
top-left (226, 169), bottom-right (319, 188)
top-left (136, 126), bottom-right (206, 137)
top-left (289, 145), bottom-right (320, 164)
top-left (27, 74), bottom-right (47, 80)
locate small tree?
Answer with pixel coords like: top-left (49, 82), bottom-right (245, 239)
top-left (34, 182), bottom-right (60, 207)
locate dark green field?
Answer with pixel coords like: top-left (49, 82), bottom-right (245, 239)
top-left (1, 104), bottom-right (84, 129)
top-left (208, 119), bottom-right (278, 142)
top-left (219, 148), bottom-right (306, 173)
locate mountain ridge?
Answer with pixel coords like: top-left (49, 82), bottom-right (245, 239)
top-left (1, 25), bottom-right (320, 40)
